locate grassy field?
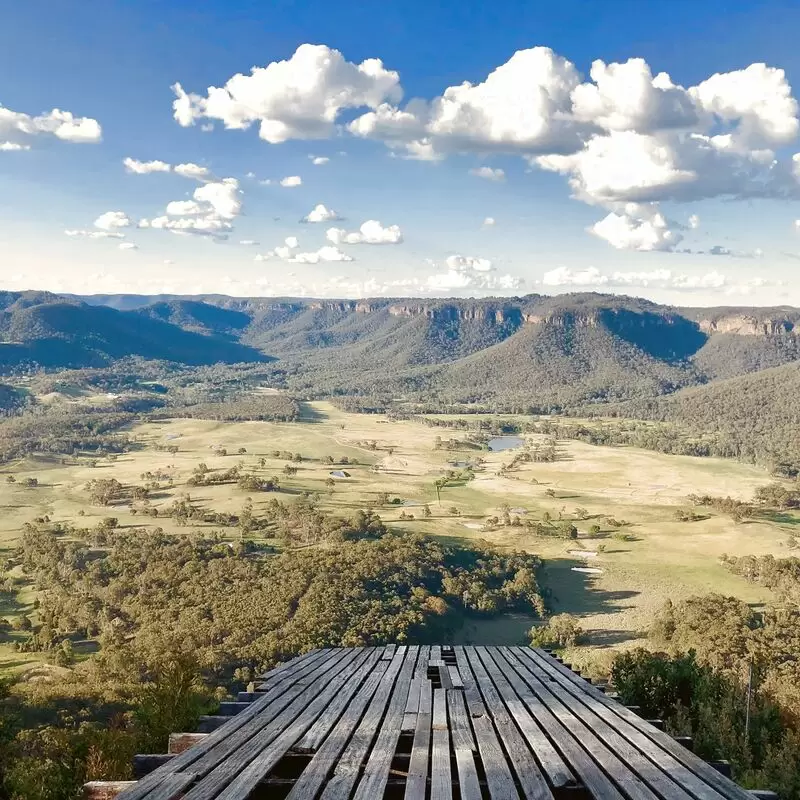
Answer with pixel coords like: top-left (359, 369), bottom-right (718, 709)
top-left (1, 400), bottom-right (795, 669)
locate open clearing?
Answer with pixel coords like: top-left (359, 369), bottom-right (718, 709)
top-left (1, 401), bottom-right (794, 668)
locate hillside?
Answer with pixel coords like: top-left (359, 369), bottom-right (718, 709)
top-left (1, 291), bottom-right (798, 410)
top-left (0, 292), bottom-right (268, 368)
top-left (609, 361), bottom-right (800, 473)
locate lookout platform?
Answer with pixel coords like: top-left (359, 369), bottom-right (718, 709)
top-left (96, 645), bottom-right (774, 800)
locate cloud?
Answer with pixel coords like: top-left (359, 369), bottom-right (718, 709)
top-left (302, 203), bottom-right (341, 223)
top-left (589, 203), bottom-right (683, 251)
top-left (541, 265), bottom-right (727, 290)
top-left (123, 157), bottom-right (171, 174)
top-left (285, 236), bottom-right (299, 249)
top-left (64, 229), bottom-right (125, 240)
top-left (326, 219), bottom-right (402, 244)
top-left (310, 156), bottom-right (329, 165)
top-left (0, 105), bottom-right (102, 146)
top-left (427, 270), bottom-right (521, 292)
top-left (144, 215), bottom-right (233, 237)
top-left (118, 242), bottom-right (138, 250)
top-left (165, 200), bottom-right (206, 216)
top-left (482, 217), bottom-right (496, 227)
top-left (239, 239), bottom-right (259, 246)
top-left (123, 157), bottom-right (212, 181)
top-left (705, 244), bottom-right (763, 258)
top-left (193, 178), bottom-right (241, 218)
top-left (445, 254), bottom-right (493, 272)
top-left (688, 213), bottom-right (700, 229)
top-left (470, 166), bottom-right (505, 182)
top-left (171, 43), bottom-right (402, 143)
top-left (0, 141), bottom-right (30, 151)
top-left (174, 162), bottom-right (212, 180)
top-left (288, 245), bottom-right (353, 263)
top-left (280, 175), bottom-right (302, 187)
top-left (350, 47), bottom-right (585, 159)
top-left (94, 211), bottom-right (132, 230)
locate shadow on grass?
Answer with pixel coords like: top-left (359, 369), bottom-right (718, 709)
top-left (761, 511), bottom-right (800, 526)
top-left (297, 403), bottom-right (326, 423)
top-left (539, 557), bottom-right (639, 619)
top-left (588, 629), bottom-right (639, 647)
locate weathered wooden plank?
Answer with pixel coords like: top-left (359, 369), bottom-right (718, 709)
top-left (446, 689), bottom-right (475, 752)
top-left (321, 647), bottom-right (416, 800)
top-left (139, 774), bottom-right (195, 800)
top-left (115, 648), bottom-right (343, 800)
top-left (414, 644), bottom-right (431, 679)
top-left (293, 648), bottom-right (383, 753)
top-left (447, 665), bottom-right (464, 688)
top-left (84, 783), bottom-right (137, 800)
top-left (454, 750), bottom-right (483, 800)
top-left (452, 646), bottom-right (485, 721)
top-left (464, 646), bottom-right (556, 799)
top-left (383, 643), bottom-right (397, 660)
top-left (505, 648), bottom-right (660, 800)
top-left (431, 689), bottom-right (452, 800)
top-left (431, 645), bottom-right (442, 662)
top-left (453, 647), bottom-right (522, 800)
top-left (190, 648), bottom-right (373, 800)
top-left (286, 656), bottom-right (393, 800)
top-left (527, 652), bottom-right (728, 800)
top-left (404, 679), bottom-right (432, 799)
top-left (438, 663), bottom-right (453, 689)
top-left (175, 649), bottom-right (360, 796)
top-left (495, 648), bottom-right (628, 800)
top-left (475, 646), bottom-right (575, 790)
top-left (432, 688), bottom-right (447, 731)
top-left (529, 647), bottom-right (757, 800)
top-left (351, 646), bottom-right (421, 800)
top-left (168, 734), bottom-right (207, 755)
top-left (516, 649), bottom-right (696, 800)
top-left (523, 649), bottom-right (729, 800)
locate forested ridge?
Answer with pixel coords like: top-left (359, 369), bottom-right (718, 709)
top-left (4, 290), bottom-right (800, 412)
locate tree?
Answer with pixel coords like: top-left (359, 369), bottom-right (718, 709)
top-left (529, 614), bottom-right (584, 649)
top-left (134, 654), bottom-right (214, 753)
top-left (422, 504), bottom-right (432, 518)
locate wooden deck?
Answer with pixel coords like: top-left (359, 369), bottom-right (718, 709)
top-left (110, 646), bottom-right (769, 800)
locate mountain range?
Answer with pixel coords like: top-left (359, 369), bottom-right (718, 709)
top-left (2, 289), bottom-right (799, 409)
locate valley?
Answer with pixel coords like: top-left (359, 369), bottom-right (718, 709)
top-left (2, 399), bottom-right (793, 672)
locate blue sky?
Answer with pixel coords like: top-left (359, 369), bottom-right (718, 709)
top-left (2, 0), bottom-right (800, 304)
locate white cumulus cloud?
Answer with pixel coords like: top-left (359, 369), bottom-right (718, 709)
top-left (0, 105), bottom-right (102, 146)
top-left (310, 156), bottom-right (329, 165)
top-left (589, 204), bottom-right (683, 251)
top-left (445, 254), bottom-right (494, 272)
top-left (174, 162), bottom-right (211, 180)
top-left (123, 157), bottom-right (171, 174)
top-left (326, 219), bottom-right (402, 244)
top-left (541, 265), bottom-right (727, 291)
top-left (118, 242), bottom-right (138, 250)
top-left (166, 200), bottom-right (206, 216)
top-left (482, 217), bottom-right (496, 227)
top-left (470, 166), bottom-right (506, 182)
top-left (302, 204), bottom-right (341, 223)
top-left (289, 245), bottom-right (353, 263)
top-left (171, 43), bottom-right (402, 143)
top-left (280, 175), bottom-right (302, 187)
top-left (0, 141), bottom-right (30, 151)
top-left (193, 178), bottom-right (241, 218)
top-left (94, 211), bottom-right (132, 230)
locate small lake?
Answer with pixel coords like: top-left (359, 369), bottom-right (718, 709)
top-left (487, 436), bottom-right (525, 452)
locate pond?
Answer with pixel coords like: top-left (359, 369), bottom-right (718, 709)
top-left (487, 435), bottom-right (525, 452)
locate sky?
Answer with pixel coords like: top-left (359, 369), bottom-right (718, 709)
top-left (2, 0), bottom-right (800, 305)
